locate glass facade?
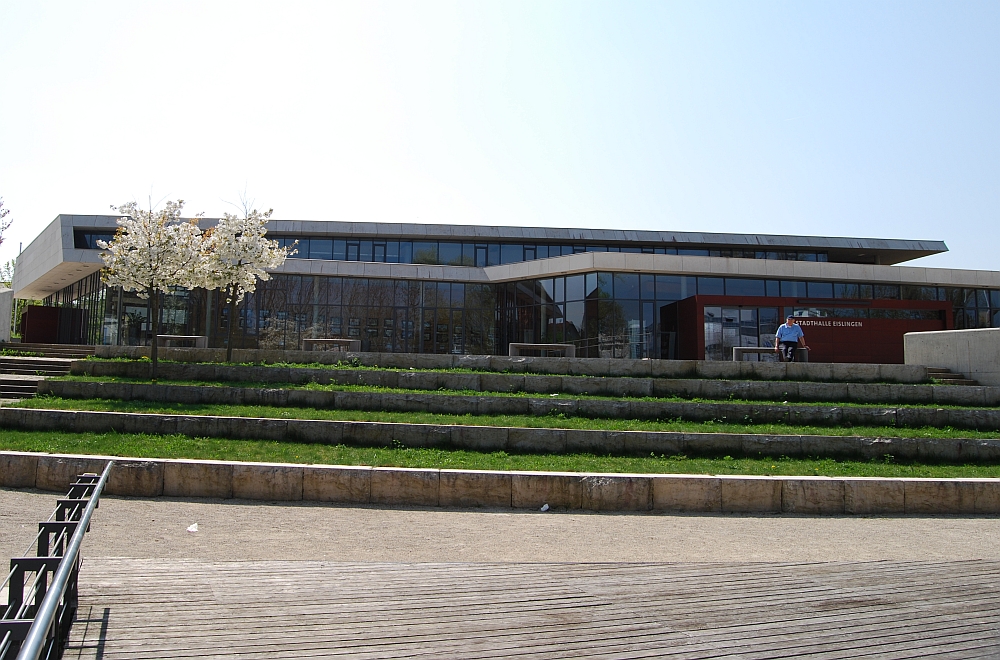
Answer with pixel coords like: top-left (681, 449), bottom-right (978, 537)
top-left (42, 271), bottom-right (1000, 357)
top-left (272, 236), bottom-right (830, 267)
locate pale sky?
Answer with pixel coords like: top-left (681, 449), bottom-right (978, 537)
top-left (1, 1), bottom-right (997, 270)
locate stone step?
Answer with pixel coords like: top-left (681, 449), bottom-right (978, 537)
top-left (1, 342), bottom-right (96, 358)
top-left (1, 406), bottom-right (998, 463)
top-left (38, 379), bottom-right (1000, 431)
top-left (69, 360), bottom-right (1000, 406)
top-left (926, 367), bottom-right (979, 386)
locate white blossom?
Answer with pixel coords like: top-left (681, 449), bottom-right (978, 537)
top-left (98, 200), bottom-right (207, 295)
top-left (204, 208), bottom-right (292, 304)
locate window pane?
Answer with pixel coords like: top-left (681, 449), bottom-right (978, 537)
top-left (780, 281), bottom-right (806, 297)
top-left (439, 242), bottom-right (463, 265)
top-left (538, 278), bottom-right (555, 304)
top-left (566, 275), bottom-right (585, 301)
top-left (487, 243), bottom-right (500, 266)
top-left (296, 239), bottom-right (311, 258)
top-left (678, 248), bottom-right (709, 256)
top-left (462, 243), bottom-right (475, 265)
top-left (386, 242), bottom-right (399, 263)
top-left (640, 274), bottom-right (656, 299)
top-left (309, 239), bottom-right (332, 260)
top-left (584, 273), bottom-right (598, 299)
top-left (992, 290), bottom-right (1000, 308)
top-left (413, 242), bottom-right (438, 264)
top-left (873, 284), bottom-right (900, 300)
top-left (359, 241), bottom-right (373, 262)
top-left (333, 240), bottom-right (346, 261)
top-left (597, 272), bottom-right (613, 298)
top-left (399, 241), bottom-right (413, 263)
top-left (655, 275), bottom-right (694, 301)
top-left (500, 244), bottom-right (522, 264)
top-left (697, 277), bottom-right (724, 295)
top-left (807, 281), bottom-right (834, 298)
top-left (976, 290), bottom-right (990, 308)
top-left (834, 283), bottom-right (860, 299)
top-left (766, 280), bottom-right (780, 297)
top-left (726, 278), bottom-right (765, 296)
top-left (614, 273), bottom-right (640, 299)
top-left (901, 285), bottom-right (937, 300)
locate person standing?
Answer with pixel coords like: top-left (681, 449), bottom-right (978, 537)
top-left (774, 315), bottom-right (807, 362)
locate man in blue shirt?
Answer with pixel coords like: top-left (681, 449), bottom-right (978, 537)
top-left (774, 315), bottom-right (807, 362)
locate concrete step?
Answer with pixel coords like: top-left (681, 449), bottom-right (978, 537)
top-left (1, 342), bottom-right (96, 359)
top-left (0, 356), bottom-right (74, 377)
top-left (926, 367), bottom-right (979, 386)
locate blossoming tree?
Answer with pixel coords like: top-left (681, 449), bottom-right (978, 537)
top-left (98, 200), bottom-right (207, 378)
top-left (205, 207), bottom-right (291, 362)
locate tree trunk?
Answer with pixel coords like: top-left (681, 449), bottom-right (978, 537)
top-left (149, 286), bottom-right (159, 380)
top-left (226, 287), bottom-right (237, 363)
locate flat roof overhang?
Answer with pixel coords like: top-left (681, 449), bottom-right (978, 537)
top-left (11, 214), bottom-right (960, 299)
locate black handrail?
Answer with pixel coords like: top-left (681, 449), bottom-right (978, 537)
top-left (0, 461), bottom-right (112, 660)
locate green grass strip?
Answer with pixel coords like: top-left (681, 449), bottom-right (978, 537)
top-left (9, 396), bottom-right (1000, 440)
top-left (2, 429), bottom-right (1000, 478)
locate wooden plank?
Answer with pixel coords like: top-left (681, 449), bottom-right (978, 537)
top-left (64, 559), bottom-right (1000, 660)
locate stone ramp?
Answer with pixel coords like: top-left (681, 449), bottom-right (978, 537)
top-left (65, 558), bottom-right (1000, 659)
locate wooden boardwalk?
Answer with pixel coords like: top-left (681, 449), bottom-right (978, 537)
top-left (65, 559), bottom-right (1000, 659)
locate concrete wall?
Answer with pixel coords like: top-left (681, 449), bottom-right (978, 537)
top-left (3, 450), bottom-right (998, 515)
top-left (906, 328), bottom-right (1000, 386)
top-left (0, 288), bottom-right (12, 342)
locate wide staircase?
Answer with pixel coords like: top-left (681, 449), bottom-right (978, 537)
top-left (2, 342), bottom-right (97, 359)
top-left (0, 344), bottom-right (86, 399)
top-left (926, 367), bottom-right (979, 385)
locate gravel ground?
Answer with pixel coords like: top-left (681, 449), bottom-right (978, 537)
top-left (3, 487), bottom-right (1000, 564)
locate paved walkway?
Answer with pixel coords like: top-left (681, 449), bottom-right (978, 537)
top-left (4, 488), bottom-right (1000, 658)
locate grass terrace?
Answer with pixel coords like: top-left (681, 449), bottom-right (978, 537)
top-left (9, 395), bottom-right (1000, 440)
top-left (3, 429), bottom-right (1000, 479)
top-left (47, 374), bottom-right (1000, 410)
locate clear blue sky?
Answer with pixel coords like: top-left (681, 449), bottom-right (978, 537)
top-left (1, 1), bottom-right (997, 269)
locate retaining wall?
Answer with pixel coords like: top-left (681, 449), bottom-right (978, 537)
top-left (39, 380), bottom-right (1000, 431)
top-left (2, 407), bottom-right (998, 461)
top-left (2, 450), bottom-right (998, 515)
top-left (70, 361), bottom-right (998, 405)
top-left (905, 327), bottom-right (1000, 387)
top-left (92, 345), bottom-right (929, 383)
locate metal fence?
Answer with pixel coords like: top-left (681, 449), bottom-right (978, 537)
top-left (0, 461), bottom-right (113, 660)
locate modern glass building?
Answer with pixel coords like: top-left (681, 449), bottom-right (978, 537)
top-left (10, 214), bottom-right (1000, 362)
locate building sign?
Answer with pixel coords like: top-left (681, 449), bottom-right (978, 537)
top-left (796, 319), bottom-right (864, 328)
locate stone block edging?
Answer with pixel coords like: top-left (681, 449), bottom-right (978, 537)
top-left (90, 345), bottom-right (930, 384)
top-left (70, 360), bottom-right (1000, 406)
top-left (3, 407), bottom-right (999, 461)
top-left (40, 380), bottom-right (1000, 431)
top-left (2, 450), bottom-right (998, 515)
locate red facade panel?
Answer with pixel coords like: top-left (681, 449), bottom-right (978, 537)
top-left (666, 295), bottom-right (951, 363)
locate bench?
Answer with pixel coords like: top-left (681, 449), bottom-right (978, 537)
top-left (733, 346), bottom-right (809, 362)
top-left (302, 338), bottom-right (362, 352)
top-left (508, 343), bottom-right (576, 358)
top-left (156, 335), bottom-right (208, 348)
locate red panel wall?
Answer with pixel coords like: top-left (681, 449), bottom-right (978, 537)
top-left (673, 296), bottom-right (951, 364)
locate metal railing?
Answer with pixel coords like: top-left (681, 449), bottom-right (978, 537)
top-left (0, 461), bottom-right (113, 660)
